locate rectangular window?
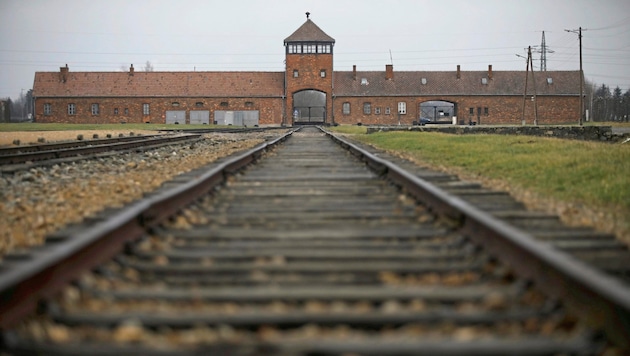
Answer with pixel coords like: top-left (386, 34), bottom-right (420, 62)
top-left (143, 103), bottom-right (150, 115)
top-left (484, 107), bottom-right (489, 115)
top-left (320, 69), bottom-right (326, 78)
top-left (469, 107), bottom-right (474, 115)
top-left (288, 44), bottom-right (302, 54)
top-left (293, 70), bottom-right (299, 78)
top-left (114, 108), bottom-right (119, 115)
top-left (68, 103), bottom-right (76, 115)
top-left (375, 107), bottom-right (381, 115)
top-left (342, 102), bottom-right (350, 115)
top-left (124, 108), bottom-right (129, 115)
top-left (317, 44), bottom-right (331, 53)
top-left (385, 107), bottom-right (391, 115)
top-left (44, 103), bottom-right (52, 115)
top-left (397, 102), bottom-right (407, 115)
top-left (91, 103), bottom-right (99, 115)
top-left (363, 102), bottom-right (371, 115)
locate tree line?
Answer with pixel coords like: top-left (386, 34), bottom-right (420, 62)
top-left (589, 82), bottom-right (630, 122)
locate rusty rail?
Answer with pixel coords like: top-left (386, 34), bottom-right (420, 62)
top-left (0, 134), bottom-right (200, 165)
top-left (324, 127), bottom-right (630, 348)
top-left (0, 129), bottom-right (295, 328)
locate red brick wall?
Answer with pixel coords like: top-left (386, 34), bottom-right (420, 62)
top-left (35, 94), bottom-right (578, 126)
top-left (34, 97), bottom-right (284, 125)
top-left (332, 95), bottom-right (580, 125)
top-left (285, 53), bottom-right (333, 123)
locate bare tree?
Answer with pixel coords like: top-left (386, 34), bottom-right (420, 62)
top-left (144, 61), bottom-right (154, 72)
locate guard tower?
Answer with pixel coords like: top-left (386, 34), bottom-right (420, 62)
top-left (284, 13), bottom-right (335, 125)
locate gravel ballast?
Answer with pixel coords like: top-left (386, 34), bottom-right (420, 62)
top-left (0, 131), bottom-right (284, 256)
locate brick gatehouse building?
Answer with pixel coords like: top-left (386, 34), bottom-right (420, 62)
top-left (32, 15), bottom-right (581, 126)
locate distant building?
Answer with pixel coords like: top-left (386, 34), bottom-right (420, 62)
top-left (32, 16), bottom-right (580, 126)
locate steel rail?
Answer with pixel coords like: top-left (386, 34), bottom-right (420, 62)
top-left (323, 127), bottom-right (630, 348)
top-left (0, 129), bottom-right (296, 328)
top-left (0, 135), bottom-right (161, 156)
top-left (0, 134), bottom-right (201, 165)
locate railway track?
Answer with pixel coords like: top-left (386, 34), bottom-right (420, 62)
top-left (0, 133), bottom-right (202, 167)
top-left (1, 126), bottom-right (629, 355)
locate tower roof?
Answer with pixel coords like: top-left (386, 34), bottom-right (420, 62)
top-left (284, 18), bottom-right (335, 44)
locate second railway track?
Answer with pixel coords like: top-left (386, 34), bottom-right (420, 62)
top-left (1, 126), bottom-right (629, 355)
top-left (0, 133), bottom-right (202, 167)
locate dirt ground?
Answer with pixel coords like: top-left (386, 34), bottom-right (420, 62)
top-left (0, 130), bottom-right (160, 147)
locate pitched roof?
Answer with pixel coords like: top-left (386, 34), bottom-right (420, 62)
top-left (284, 19), bottom-right (335, 43)
top-left (333, 70), bottom-right (581, 97)
top-left (33, 67), bottom-right (580, 99)
top-left (33, 71), bottom-right (284, 98)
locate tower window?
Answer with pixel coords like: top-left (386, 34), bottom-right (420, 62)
top-left (320, 69), bottom-right (326, 78)
top-left (288, 44), bottom-right (301, 54)
top-left (293, 70), bottom-right (299, 78)
top-left (317, 44), bottom-right (331, 53)
top-left (304, 44), bottom-right (316, 53)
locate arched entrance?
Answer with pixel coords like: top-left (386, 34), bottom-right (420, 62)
top-left (419, 100), bottom-right (457, 124)
top-left (293, 90), bottom-right (326, 124)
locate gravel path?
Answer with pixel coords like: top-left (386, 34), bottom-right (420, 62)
top-left (0, 131), bottom-right (285, 256)
top-left (0, 130), bottom-right (159, 147)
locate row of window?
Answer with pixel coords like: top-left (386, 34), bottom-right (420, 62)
top-left (470, 107), bottom-right (490, 115)
top-left (44, 103), bottom-right (150, 116)
top-left (293, 69), bottom-right (327, 78)
top-left (287, 43), bottom-right (332, 54)
top-left (343, 102), bottom-right (407, 115)
top-left (44, 102), bottom-right (489, 117)
top-left (43, 101), bottom-right (256, 116)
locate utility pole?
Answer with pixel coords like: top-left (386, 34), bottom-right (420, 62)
top-left (519, 46), bottom-right (538, 125)
top-left (565, 27), bottom-right (585, 126)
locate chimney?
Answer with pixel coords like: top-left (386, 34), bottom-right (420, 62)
top-left (129, 64), bottom-right (134, 76)
top-left (456, 65), bottom-right (461, 79)
top-left (488, 64), bottom-right (493, 80)
top-left (353, 65), bottom-right (357, 80)
top-left (385, 64), bottom-right (393, 80)
top-left (59, 64), bottom-right (69, 83)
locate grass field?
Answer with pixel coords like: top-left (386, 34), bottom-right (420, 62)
top-left (331, 125), bottom-right (630, 240)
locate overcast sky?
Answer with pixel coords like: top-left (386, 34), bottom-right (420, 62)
top-left (1, 0), bottom-right (629, 99)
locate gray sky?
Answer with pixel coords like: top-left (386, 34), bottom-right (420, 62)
top-left (1, 0), bottom-right (629, 99)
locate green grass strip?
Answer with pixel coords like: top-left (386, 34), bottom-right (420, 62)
top-left (332, 127), bottom-right (629, 238)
